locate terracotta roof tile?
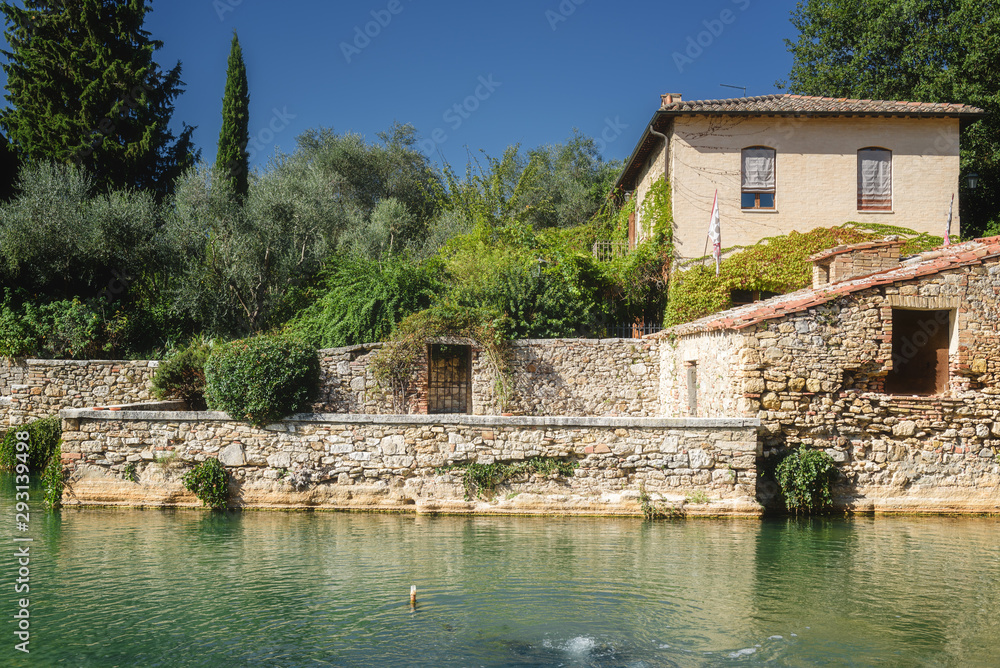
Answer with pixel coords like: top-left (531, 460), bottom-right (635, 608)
top-left (653, 238), bottom-right (1000, 339)
top-left (659, 94), bottom-right (985, 116)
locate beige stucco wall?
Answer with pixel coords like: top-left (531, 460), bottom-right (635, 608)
top-left (637, 115), bottom-right (961, 262)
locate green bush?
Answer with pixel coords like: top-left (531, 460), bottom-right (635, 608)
top-left (182, 457), bottom-right (229, 510)
top-left (204, 335), bottom-right (320, 426)
top-left (0, 416), bottom-right (62, 471)
top-left (775, 446), bottom-right (837, 515)
top-left (152, 340), bottom-right (213, 410)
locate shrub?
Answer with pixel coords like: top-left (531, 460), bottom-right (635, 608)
top-left (204, 335), bottom-right (320, 426)
top-left (152, 340), bottom-right (213, 410)
top-left (0, 416), bottom-right (61, 471)
top-left (775, 446), bottom-right (837, 515)
top-left (182, 458), bottom-right (229, 510)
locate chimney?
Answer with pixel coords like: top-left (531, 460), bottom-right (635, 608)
top-left (661, 93), bottom-right (683, 107)
top-left (808, 238), bottom-right (904, 289)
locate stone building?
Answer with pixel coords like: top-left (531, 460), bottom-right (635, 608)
top-left (614, 94), bottom-right (984, 261)
top-left (655, 236), bottom-right (1000, 512)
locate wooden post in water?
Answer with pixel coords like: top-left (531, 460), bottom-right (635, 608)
top-left (410, 585), bottom-right (417, 608)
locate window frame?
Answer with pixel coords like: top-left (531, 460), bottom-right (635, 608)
top-left (857, 147), bottom-right (893, 212)
top-left (741, 146), bottom-right (777, 210)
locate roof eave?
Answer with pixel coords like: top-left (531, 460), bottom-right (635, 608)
top-left (612, 110), bottom-right (668, 194)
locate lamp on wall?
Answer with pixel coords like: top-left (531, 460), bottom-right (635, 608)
top-left (967, 172), bottom-right (980, 190)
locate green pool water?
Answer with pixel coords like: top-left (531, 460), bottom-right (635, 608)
top-left (3, 475), bottom-right (999, 666)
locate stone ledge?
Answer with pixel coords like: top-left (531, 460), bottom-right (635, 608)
top-left (58, 408), bottom-right (759, 429)
top-left (27, 359), bottom-right (160, 367)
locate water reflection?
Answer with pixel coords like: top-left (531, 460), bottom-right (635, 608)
top-left (1, 474), bottom-right (999, 666)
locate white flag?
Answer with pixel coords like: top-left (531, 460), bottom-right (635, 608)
top-left (945, 193), bottom-right (954, 246)
top-left (707, 190), bottom-right (721, 276)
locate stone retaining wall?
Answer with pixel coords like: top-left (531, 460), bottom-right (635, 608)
top-left (58, 410), bottom-right (761, 516)
top-left (2, 359), bottom-right (158, 427)
top-left (315, 338), bottom-right (661, 417)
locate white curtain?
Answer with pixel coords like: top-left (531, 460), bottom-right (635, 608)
top-left (742, 148), bottom-right (775, 192)
top-left (858, 149), bottom-right (892, 207)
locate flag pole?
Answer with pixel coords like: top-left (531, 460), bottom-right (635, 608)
top-left (707, 190), bottom-right (721, 276)
top-left (944, 193), bottom-right (954, 247)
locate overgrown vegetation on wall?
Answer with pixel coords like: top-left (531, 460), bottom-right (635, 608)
top-left (0, 416), bottom-right (61, 471)
top-left (775, 446), bottom-right (837, 515)
top-left (440, 457), bottom-right (579, 499)
top-left (182, 457), bottom-right (229, 510)
top-left (664, 223), bottom-right (943, 326)
top-left (372, 304), bottom-right (513, 411)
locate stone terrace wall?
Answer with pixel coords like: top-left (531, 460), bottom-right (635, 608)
top-left (0, 359), bottom-right (29, 427)
top-left (498, 339), bottom-right (661, 417)
top-left (315, 339), bottom-right (661, 418)
top-left (3, 359), bottom-right (157, 427)
top-left (732, 264), bottom-right (1000, 512)
top-left (659, 332), bottom-right (747, 419)
top-left (59, 410), bottom-right (761, 516)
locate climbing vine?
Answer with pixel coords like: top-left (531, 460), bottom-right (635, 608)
top-left (371, 304), bottom-right (513, 411)
top-left (40, 446), bottom-right (65, 510)
top-left (600, 179), bottom-right (674, 323)
top-left (664, 223), bottom-right (943, 327)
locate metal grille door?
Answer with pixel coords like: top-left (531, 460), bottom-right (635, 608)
top-left (428, 345), bottom-right (471, 414)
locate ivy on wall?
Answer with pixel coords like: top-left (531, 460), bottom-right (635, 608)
top-left (664, 223), bottom-right (943, 327)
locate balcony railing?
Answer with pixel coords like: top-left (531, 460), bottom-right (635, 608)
top-left (592, 241), bottom-right (630, 263)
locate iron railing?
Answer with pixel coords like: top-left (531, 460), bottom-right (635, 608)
top-left (603, 323), bottom-right (664, 339)
top-left (592, 241), bottom-right (630, 263)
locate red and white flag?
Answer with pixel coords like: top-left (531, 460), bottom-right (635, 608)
top-left (707, 190), bottom-right (721, 275)
top-left (944, 193), bottom-right (954, 246)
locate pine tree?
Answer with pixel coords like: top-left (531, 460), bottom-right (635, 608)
top-left (0, 0), bottom-right (199, 197)
top-left (215, 31), bottom-right (250, 200)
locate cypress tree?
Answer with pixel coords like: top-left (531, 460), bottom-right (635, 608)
top-left (0, 0), bottom-right (199, 197)
top-left (215, 31), bottom-right (250, 200)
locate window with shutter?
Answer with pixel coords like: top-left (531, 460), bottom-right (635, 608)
top-left (858, 148), bottom-right (892, 211)
top-left (741, 147), bottom-right (776, 209)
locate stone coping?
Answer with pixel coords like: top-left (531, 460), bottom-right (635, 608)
top-left (317, 338), bottom-right (655, 355)
top-left (27, 359), bottom-right (160, 367)
top-left (59, 408), bottom-right (758, 429)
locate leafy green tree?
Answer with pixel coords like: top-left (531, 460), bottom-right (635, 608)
top-left (215, 31), bottom-right (250, 200)
top-left (0, 0), bottom-right (198, 196)
top-left (782, 0), bottom-right (1000, 235)
top-left (524, 132), bottom-right (622, 230)
top-left (0, 162), bottom-right (167, 296)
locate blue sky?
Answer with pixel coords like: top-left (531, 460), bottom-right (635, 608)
top-left (4, 0), bottom-right (802, 169)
